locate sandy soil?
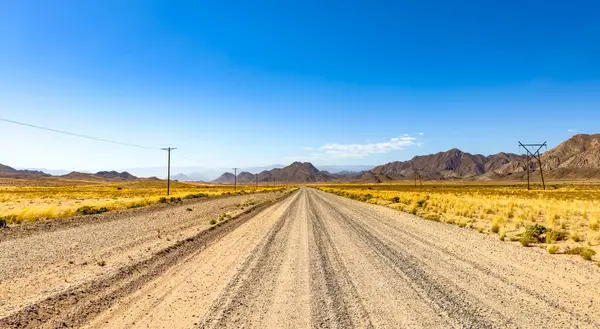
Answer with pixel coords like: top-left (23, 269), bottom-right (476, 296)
top-left (0, 190), bottom-right (287, 322)
top-left (2, 187), bottom-right (599, 328)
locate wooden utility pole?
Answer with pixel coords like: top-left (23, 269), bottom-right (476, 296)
top-left (519, 142), bottom-right (547, 190)
top-left (161, 147), bottom-right (177, 196)
top-left (233, 168), bottom-right (238, 191)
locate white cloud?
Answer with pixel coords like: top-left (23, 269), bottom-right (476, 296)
top-left (302, 146), bottom-right (314, 150)
top-left (567, 129), bottom-right (578, 132)
top-left (298, 135), bottom-right (417, 159)
top-left (418, 132), bottom-right (424, 136)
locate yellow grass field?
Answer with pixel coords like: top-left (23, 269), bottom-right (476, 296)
top-left (0, 179), bottom-right (287, 224)
top-left (316, 183), bottom-right (600, 262)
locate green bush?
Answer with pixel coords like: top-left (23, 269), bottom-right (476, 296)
top-left (159, 197), bottom-right (168, 203)
top-left (521, 224), bottom-right (547, 246)
top-left (209, 219), bottom-right (217, 225)
top-left (391, 196), bottom-right (400, 203)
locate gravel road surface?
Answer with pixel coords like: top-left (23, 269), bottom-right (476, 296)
top-left (2, 187), bottom-right (599, 328)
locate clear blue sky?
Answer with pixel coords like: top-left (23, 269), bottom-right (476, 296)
top-left (1, 0), bottom-right (599, 172)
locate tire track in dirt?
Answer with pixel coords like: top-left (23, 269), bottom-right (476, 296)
top-left (308, 190), bottom-right (501, 328)
top-left (0, 192), bottom-right (295, 329)
top-left (197, 192), bottom-right (302, 328)
top-left (305, 192), bottom-right (373, 329)
top-left (311, 188), bottom-right (600, 328)
top-left (326, 194), bottom-right (596, 325)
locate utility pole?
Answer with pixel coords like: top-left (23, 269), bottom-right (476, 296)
top-left (161, 147), bottom-right (177, 196)
top-left (233, 168), bottom-right (238, 192)
top-left (519, 142), bottom-right (547, 190)
top-left (411, 167), bottom-right (423, 188)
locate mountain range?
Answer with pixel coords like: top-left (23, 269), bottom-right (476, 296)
top-left (2, 134), bottom-right (599, 183)
top-left (211, 134), bottom-right (600, 183)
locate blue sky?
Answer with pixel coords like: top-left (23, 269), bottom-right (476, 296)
top-left (1, 0), bottom-right (599, 172)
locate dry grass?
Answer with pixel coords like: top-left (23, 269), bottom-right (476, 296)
top-left (316, 183), bottom-right (600, 261)
top-left (0, 179), bottom-right (286, 223)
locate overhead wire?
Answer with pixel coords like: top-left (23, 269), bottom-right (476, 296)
top-left (0, 117), bottom-right (160, 150)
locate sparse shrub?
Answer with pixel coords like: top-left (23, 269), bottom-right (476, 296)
top-left (457, 221), bottom-right (467, 228)
top-left (75, 206), bottom-right (109, 216)
top-left (97, 260), bottom-right (106, 267)
top-left (477, 227), bottom-right (484, 233)
top-left (491, 221), bottom-right (500, 234)
top-left (363, 194), bottom-right (373, 201)
top-left (520, 235), bottom-right (532, 247)
top-left (547, 245), bottom-right (559, 254)
top-left (417, 199), bottom-right (427, 208)
top-left (391, 196), bottom-right (400, 203)
top-left (129, 204), bottom-right (144, 209)
top-left (159, 197), bottom-right (168, 203)
top-left (581, 249), bottom-right (596, 261)
top-left (571, 232), bottom-right (581, 242)
top-left (521, 224), bottom-right (547, 245)
top-left (499, 231), bottom-right (506, 241)
top-left (545, 229), bottom-right (567, 243)
top-left (186, 208), bottom-right (193, 211)
top-left (565, 247), bottom-right (596, 261)
top-left (0, 218), bottom-right (7, 228)
top-left (209, 219), bottom-right (217, 225)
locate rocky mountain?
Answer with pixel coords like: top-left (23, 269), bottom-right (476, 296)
top-left (60, 171), bottom-right (138, 181)
top-left (370, 149), bottom-right (527, 180)
top-left (0, 163), bottom-right (50, 178)
top-left (237, 171), bottom-right (257, 183)
top-left (543, 134), bottom-right (600, 170)
top-left (213, 172), bottom-right (236, 184)
top-left (257, 162), bottom-right (335, 183)
top-left (213, 162), bottom-right (335, 184)
top-left (95, 171), bottom-right (137, 180)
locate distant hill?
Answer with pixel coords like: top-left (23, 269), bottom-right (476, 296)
top-left (95, 171), bottom-right (137, 180)
top-left (237, 171), bottom-right (257, 183)
top-left (213, 172), bottom-right (236, 183)
top-left (213, 162), bottom-right (335, 184)
top-left (60, 171), bottom-right (138, 181)
top-left (0, 163), bottom-right (50, 178)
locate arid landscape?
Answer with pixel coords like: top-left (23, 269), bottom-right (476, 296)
top-left (1, 134), bottom-right (600, 328)
top-left (2, 3), bottom-right (599, 327)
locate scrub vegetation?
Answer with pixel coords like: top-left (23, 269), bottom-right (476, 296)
top-left (317, 183), bottom-right (600, 262)
top-left (0, 179), bottom-right (286, 223)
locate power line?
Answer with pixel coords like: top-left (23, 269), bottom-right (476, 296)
top-left (0, 117), bottom-right (159, 150)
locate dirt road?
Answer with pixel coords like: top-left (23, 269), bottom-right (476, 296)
top-left (2, 188), bottom-right (599, 328)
